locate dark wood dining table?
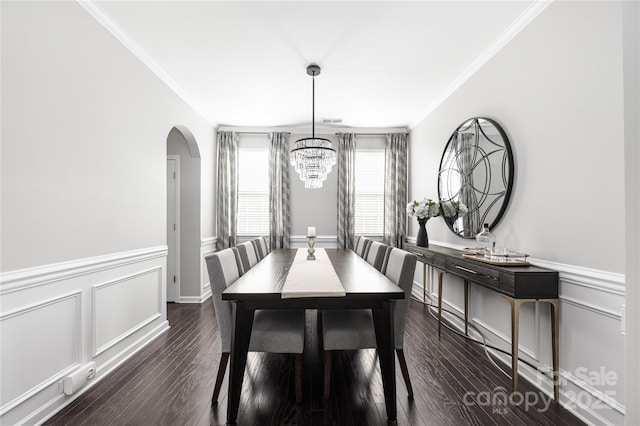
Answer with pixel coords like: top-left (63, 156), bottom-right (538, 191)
top-left (222, 248), bottom-right (405, 423)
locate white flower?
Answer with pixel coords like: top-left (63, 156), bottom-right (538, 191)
top-left (407, 198), bottom-right (440, 221)
top-left (408, 198), bottom-right (468, 221)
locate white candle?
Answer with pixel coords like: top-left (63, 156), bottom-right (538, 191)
top-left (307, 226), bottom-right (316, 237)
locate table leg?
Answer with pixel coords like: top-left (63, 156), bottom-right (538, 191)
top-left (372, 300), bottom-right (396, 421)
top-left (510, 299), bottom-right (523, 395)
top-left (464, 280), bottom-right (469, 336)
top-left (423, 263), bottom-right (427, 304)
top-left (550, 299), bottom-right (560, 401)
top-left (227, 302), bottom-right (255, 424)
top-left (437, 270), bottom-right (443, 339)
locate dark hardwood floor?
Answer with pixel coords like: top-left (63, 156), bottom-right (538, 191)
top-left (45, 299), bottom-right (584, 425)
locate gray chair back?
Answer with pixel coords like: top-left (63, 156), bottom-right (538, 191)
top-left (205, 247), bottom-right (243, 353)
top-left (365, 241), bottom-right (391, 272)
top-left (236, 240), bottom-right (259, 273)
top-left (355, 236), bottom-right (371, 258)
top-left (253, 236), bottom-right (269, 260)
top-left (384, 248), bottom-right (417, 349)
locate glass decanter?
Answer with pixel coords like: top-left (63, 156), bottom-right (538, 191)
top-left (476, 223), bottom-right (496, 255)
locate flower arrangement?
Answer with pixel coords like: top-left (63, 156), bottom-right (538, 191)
top-left (407, 198), bottom-right (468, 222)
top-left (406, 198), bottom-right (440, 223)
top-left (407, 198), bottom-right (468, 247)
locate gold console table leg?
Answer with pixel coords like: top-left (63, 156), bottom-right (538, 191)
top-left (502, 296), bottom-right (560, 401)
top-left (423, 263), bottom-right (427, 304)
top-left (437, 269), bottom-right (444, 339)
top-left (464, 280), bottom-right (469, 336)
top-left (508, 298), bottom-right (524, 395)
top-left (543, 298), bottom-right (560, 401)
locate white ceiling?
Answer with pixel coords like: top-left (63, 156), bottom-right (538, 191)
top-left (89, 1), bottom-right (544, 129)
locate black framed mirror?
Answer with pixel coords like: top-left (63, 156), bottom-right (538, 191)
top-left (437, 117), bottom-right (514, 239)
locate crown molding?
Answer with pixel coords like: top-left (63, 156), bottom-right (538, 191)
top-left (217, 124), bottom-right (407, 135)
top-left (76, 0), bottom-right (213, 126)
top-left (409, 0), bottom-right (554, 129)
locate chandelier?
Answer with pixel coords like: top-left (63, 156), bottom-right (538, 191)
top-left (290, 64), bottom-right (337, 189)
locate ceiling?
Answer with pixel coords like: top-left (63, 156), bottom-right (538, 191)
top-left (88, 1), bottom-right (543, 129)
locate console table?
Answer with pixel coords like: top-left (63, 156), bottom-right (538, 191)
top-left (404, 243), bottom-right (560, 401)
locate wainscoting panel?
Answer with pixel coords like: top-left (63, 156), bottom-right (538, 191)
top-left (0, 246), bottom-right (169, 426)
top-left (409, 240), bottom-right (626, 426)
top-left (0, 292), bottom-right (82, 415)
top-left (92, 267), bottom-right (163, 356)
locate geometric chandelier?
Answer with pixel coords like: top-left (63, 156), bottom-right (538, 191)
top-left (290, 64), bottom-right (337, 189)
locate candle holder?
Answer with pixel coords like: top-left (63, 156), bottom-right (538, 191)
top-left (307, 236), bottom-right (316, 260)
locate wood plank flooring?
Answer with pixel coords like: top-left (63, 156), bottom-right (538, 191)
top-left (45, 300), bottom-right (584, 425)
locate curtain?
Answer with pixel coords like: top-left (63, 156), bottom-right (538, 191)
top-left (336, 133), bottom-right (356, 249)
top-left (384, 133), bottom-right (408, 248)
top-left (216, 131), bottom-right (238, 250)
top-left (269, 132), bottom-right (291, 249)
top-left (456, 132), bottom-right (476, 234)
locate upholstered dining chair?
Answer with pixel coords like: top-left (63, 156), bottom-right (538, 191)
top-left (365, 241), bottom-right (392, 272)
top-left (252, 236), bottom-right (269, 260)
top-left (205, 248), bottom-right (306, 404)
top-left (321, 247), bottom-right (417, 399)
top-left (354, 236), bottom-right (371, 258)
top-left (235, 240), bottom-right (259, 273)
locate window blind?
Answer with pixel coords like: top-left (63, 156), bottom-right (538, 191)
top-left (355, 149), bottom-right (385, 236)
top-left (237, 149), bottom-right (269, 236)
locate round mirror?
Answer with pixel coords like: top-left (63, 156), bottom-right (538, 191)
top-left (438, 117), bottom-right (514, 238)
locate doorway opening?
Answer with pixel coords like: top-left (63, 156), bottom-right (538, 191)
top-left (166, 125), bottom-right (201, 303)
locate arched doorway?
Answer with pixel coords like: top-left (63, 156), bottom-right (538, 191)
top-left (166, 125), bottom-right (201, 302)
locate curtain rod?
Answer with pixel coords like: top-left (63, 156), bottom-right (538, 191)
top-left (217, 125), bottom-right (408, 135)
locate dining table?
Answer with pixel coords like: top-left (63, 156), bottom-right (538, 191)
top-left (221, 248), bottom-right (405, 423)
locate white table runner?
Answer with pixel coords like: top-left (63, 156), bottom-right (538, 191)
top-left (281, 248), bottom-right (346, 298)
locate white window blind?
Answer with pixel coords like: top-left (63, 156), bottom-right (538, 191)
top-left (355, 149), bottom-right (385, 236)
top-left (237, 148), bottom-right (269, 236)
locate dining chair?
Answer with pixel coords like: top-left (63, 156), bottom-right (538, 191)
top-left (321, 247), bottom-right (417, 399)
top-left (354, 236), bottom-right (371, 258)
top-left (365, 241), bottom-right (391, 272)
top-left (205, 248), bottom-right (306, 404)
top-left (252, 236), bottom-right (269, 260)
top-left (235, 240), bottom-right (259, 273)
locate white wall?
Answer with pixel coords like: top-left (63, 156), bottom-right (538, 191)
top-left (622, 1), bottom-right (640, 424)
top-left (409, 2), bottom-right (627, 425)
top-left (0, 2), bottom-right (213, 424)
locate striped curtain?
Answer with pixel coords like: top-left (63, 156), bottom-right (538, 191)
top-left (337, 133), bottom-right (356, 249)
top-left (216, 131), bottom-right (238, 250)
top-left (269, 132), bottom-right (291, 249)
top-left (456, 133), bottom-right (477, 234)
top-left (384, 133), bottom-right (408, 248)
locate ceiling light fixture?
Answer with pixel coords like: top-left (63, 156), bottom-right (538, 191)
top-left (290, 64), bottom-right (337, 189)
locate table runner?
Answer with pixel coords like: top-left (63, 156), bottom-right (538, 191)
top-left (280, 248), bottom-right (346, 298)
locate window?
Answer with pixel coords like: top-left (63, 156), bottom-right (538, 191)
top-left (354, 149), bottom-right (385, 235)
top-left (237, 148), bottom-right (269, 236)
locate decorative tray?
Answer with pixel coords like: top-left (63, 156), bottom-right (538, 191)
top-left (462, 249), bottom-right (530, 266)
